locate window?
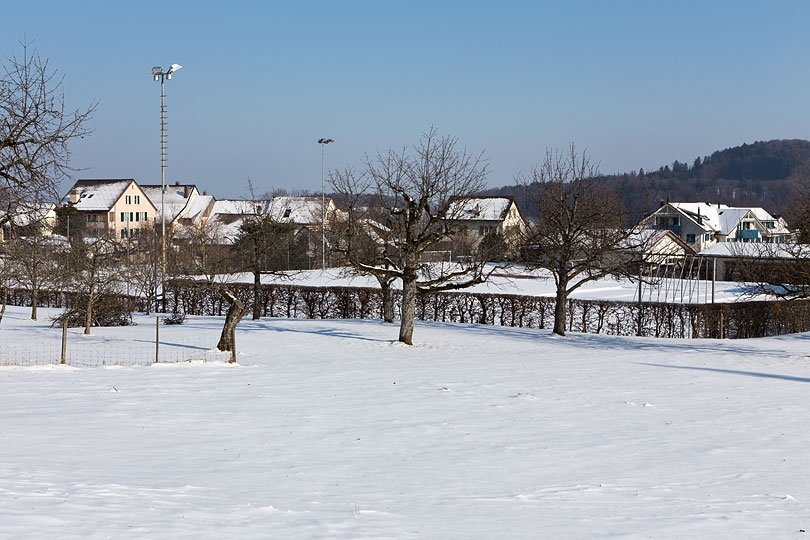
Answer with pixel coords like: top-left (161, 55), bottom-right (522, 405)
top-left (125, 195), bottom-right (132, 204)
top-left (144, 212), bottom-right (147, 221)
top-left (135, 212), bottom-right (140, 222)
top-left (686, 233), bottom-right (695, 243)
top-left (121, 212), bottom-right (126, 222)
top-left (283, 208), bottom-right (292, 218)
top-left (704, 233), bottom-right (710, 241)
top-left (134, 195), bottom-right (140, 204)
top-left (130, 212), bottom-right (134, 222)
top-left (120, 229), bottom-right (127, 239)
top-left (109, 212), bottom-right (115, 223)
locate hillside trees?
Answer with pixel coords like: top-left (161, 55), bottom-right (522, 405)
top-left (521, 145), bottom-right (642, 336)
top-left (330, 129), bottom-right (496, 345)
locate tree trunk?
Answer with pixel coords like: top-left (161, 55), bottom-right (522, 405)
top-left (217, 288), bottom-right (248, 352)
top-left (381, 281), bottom-right (394, 324)
top-left (553, 284), bottom-right (567, 336)
top-left (31, 289), bottom-right (38, 321)
top-left (84, 288), bottom-right (95, 335)
top-left (398, 271), bottom-right (417, 345)
top-left (0, 287), bottom-right (7, 324)
top-left (252, 270), bottom-right (261, 320)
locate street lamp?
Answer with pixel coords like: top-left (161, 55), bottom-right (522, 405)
top-left (318, 138), bottom-right (334, 269)
top-left (151, 63), bottom-right (182, 308)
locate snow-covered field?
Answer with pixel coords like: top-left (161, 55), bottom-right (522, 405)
top-left (2, 305), bottom-right (810, 538)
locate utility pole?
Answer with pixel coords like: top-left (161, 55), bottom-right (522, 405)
top-left (317, 138), bottom-right (334, 269)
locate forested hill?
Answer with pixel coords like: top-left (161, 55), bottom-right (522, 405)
top-left (485, 139), bottom-right (810, 220)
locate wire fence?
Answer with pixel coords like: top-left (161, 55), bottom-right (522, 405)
top-left (0, 316), bottom-right (226, 367)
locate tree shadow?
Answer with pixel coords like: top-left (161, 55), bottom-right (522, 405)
top-left (420, 320), bottom-right (797, 358)
top-left (238, 319), bottom-right (393, 344)
top-left (132, 339), bottom-right (210, 351)
top-left (634, 362), bottom-right (810, 384)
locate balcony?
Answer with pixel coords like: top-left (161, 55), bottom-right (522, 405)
top-left (652, 224), bottom-right (681, 236)
top-left (738, 229), bottom-right (759, 241)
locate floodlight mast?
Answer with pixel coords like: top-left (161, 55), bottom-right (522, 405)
top-left (318, 138), bottom-right (334, 269)
top-left (151, 63), bottom-right (182, 310)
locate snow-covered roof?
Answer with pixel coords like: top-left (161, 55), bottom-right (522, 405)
top-left (67, 179), bottom-right (133, 211)
top-left (448, 197), bottom-right (513, 221)
top-left (176, 195), bottom-right (213, 224)
top-left (623, 229), bottom-right (696, 253)
top-left (140, 184), bottom-right (199, 221)
top-left (2, 202), bottom-right (56, 227)
top-left (210, 199), bottom-right (269, 217)
top-left (663, 203), bottom-right (789, 235)
top-left (698, 242), bottom-right (810, 259)
top-left (266, 197), bottom-right (329, 225)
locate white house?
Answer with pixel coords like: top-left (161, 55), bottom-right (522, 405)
top-left (0, 202), bottom-right (57, 242)
top-left (641, 202), bottom-right (791, 251)
top-left (63, 179), bottom-right (157, 239)
top-left (446, 196), bottom-right (527, 256)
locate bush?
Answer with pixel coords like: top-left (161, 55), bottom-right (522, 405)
top-left (51, 294), bottom-right (134, 328)
top-left (163, 312), bottom-right (186, 325)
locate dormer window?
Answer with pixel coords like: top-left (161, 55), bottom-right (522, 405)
top-left (283, 208), bottom-right (291, 218)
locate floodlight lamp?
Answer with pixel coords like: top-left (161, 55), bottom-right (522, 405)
top-left (152, 66), bottom-right (163, 75)
top-left (168, 63), bottom-right (183, 73)
top-left (166, 73), bottom-right (172, 80)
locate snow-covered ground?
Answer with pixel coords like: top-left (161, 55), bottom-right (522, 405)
top-left (2, 305), bottom-right (810, 538)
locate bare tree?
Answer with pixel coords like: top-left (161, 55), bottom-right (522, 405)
top-left (174, 219), bottom-right (245, 352)
top-left (0, 40), bottom-right (95, 221)
top-left (331, 129), bottom-right (495, 345)
top-left (520, 145), bottom-right (641, 336)
top-left (126, 223), bottom-right (160, 315)
top-left (232, 210), bottom-right (297, 320)
top-left (5, 231), bottom-right (60, 321)
top-left (725, 241), bottom-right (810, 299)
top-left (60, 235), bottom-right (127, 334)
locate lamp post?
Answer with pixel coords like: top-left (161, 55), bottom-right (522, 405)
top-left (151, 63), bottom-right (182, 308)
top-left (317, 138), bottom-right (334, 269)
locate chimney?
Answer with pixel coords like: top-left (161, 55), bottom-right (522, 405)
top-left (174, 181), bottom-right (180, 186)
top-left (697, 207), bottom-right (702, 225)
top-left (203, 190), bottom-right (207, 196)
top-left (69, 189), bottom-right (79, 204)
top-left (659, 200), bottom-right (665, 209)
top-left (184, 186), bottom-right (190, 197)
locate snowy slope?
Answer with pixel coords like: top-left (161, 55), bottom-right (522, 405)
top-left (1, 306), bottom-right (810, 538)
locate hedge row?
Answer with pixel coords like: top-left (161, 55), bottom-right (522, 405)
top-left (5, 282), bottom-right (810, 339)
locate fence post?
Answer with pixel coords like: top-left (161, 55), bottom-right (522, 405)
top-left (229, 325), bottom-right (237, 364)
top-left (155, 315), bottom-right (160, 363)
top-left (60, 319), bottom-right (67, 365)
top-left (712, 257), bottom-right (716, 304)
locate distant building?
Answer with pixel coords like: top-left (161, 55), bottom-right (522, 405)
top-left (139, 182), bottom-right (201, 225)
top-left (0, 202), bottom-right (57, 242)
top-left (641, 202), bottom-right (791, 252)
top-left (63, 179), bottom-right (157, 239)
top-left (446, 196), bottom-right (527, 257)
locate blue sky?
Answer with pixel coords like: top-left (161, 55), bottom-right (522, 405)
top-left (4, 1), bottom-right (810, 197)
